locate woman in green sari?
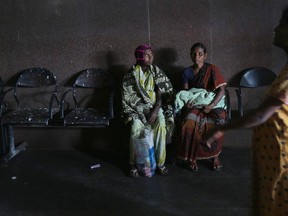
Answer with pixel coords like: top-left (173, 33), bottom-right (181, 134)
top-left (122, 45), bottom-right (174, 177)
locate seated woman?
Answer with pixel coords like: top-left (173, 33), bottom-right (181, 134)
top-left (121, 45), bottom-right (174, 177)
top-left (176, 42), bottom-right (227, 171)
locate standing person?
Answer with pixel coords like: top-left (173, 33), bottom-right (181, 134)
top-left (205, 7), bottom-right (288, 216)
top-left (122, 45), bottom-right (174, 177)
top-left (176, 42), bottom-right (227, 171)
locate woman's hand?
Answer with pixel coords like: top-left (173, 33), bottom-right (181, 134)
top-left (203, 128), bottom-right (224, 148)
top-left (185, 100), bottom-right (195, 109)
top-left (202, 104), bottom-right (213, 113)
top-left (146, 87), bottom-right (162, 125)
top-left (147, 108), bottom-right (158, 125)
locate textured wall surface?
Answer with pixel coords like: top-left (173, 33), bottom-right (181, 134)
top-left (0, 0), bottom-right (287, 149)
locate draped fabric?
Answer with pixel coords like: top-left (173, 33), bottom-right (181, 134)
top-left (122, 64), bottom-right (174, 125)
top-left (252, 64), bottom-right (288, 216)
top-left (182, 63), bottom-right (227, 91)
top-left (174, 87), bottom-right (226, 114)
top-left (122, 64), bottom-right (174, 167)
top-left (177, 63), bottom-right (227, 162)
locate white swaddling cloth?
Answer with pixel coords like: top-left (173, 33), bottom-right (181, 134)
top-left (174, 88), bottom-right (226, 114)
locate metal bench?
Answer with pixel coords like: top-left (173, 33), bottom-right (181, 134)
top-left (0, 68), bottom-right (116, 163)
top-left (1, 67), bottom-right (59, 162)
top-left (60, 68), bottom-right (115, 128)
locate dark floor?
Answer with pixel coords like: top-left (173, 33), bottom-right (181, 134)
top-left (0, 146), bottom-right (252, 216)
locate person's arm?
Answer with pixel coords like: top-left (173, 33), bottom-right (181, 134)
top-left (147, 87), bottom-right (162, 125)
top-left (205, 96), bottom-right (283, 147)
top-left (183, 83), bottom-right (189, 90)
top-left (202, 85), bottom-right (226, 113)
top-left (182, 67), bottom-right (190, 90)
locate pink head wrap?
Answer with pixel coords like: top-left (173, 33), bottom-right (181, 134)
top-left (134, 45), bottom-right (152, 65)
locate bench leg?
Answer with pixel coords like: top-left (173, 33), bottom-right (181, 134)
top-left (1, 125), bottom-right (28, 163)
top-left (0, 124), bottom-right (7, 156)
top-left (235, 88), bottom-right (243, 117)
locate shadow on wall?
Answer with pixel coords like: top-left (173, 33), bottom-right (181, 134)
top-left (78, 51), bottom-right (129, 153)
top-left (106, 50), bottom-right (128, 121)
top-left (73, 51), bottom-right (130, 172)
top-left (154, 47), bottom-right (184, 93)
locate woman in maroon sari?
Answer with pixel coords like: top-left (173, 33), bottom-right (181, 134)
top-left (176, 42), bottom-right (227, 170)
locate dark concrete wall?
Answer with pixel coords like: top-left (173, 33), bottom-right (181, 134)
top-left (1, 0), bottom-right (287, 149)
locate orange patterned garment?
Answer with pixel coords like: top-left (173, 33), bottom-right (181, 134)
top-left (252, 64), bottom-right (288, 216)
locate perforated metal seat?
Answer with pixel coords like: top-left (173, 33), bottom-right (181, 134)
top-left (2, 67), bottom-right (59, 126)
top-left (1, 67), bottom-right (59, 162)
top-left (60, 68), bottom-right (114, 127)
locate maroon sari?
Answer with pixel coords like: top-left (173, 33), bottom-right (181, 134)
top-left (177, 63), bottom-right (227, 162)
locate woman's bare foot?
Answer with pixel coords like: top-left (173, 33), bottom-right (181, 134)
top-left (129, 165), bottom-right (139, 177)
top-left (212, 156), bottom-right (222, 170)
top-left (187, 161), bottom-right (198, 171)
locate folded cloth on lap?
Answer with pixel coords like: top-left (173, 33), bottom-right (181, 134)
top-left (174, 88), bottom-right (226, 114)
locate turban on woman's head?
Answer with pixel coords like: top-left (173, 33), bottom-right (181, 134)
top-left (134, 45), bottom-right (152, 65)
